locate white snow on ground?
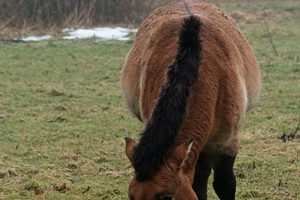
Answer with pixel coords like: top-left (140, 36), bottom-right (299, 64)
top-left (63, 27), bottom-right (136, 40)
top-left (20, 35), bottom-right (52, 42)
top-left (18, 27), bottom-right (137, 42)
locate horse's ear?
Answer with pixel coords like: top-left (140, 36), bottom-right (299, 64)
top-left (172, 140), bottom-right (198, 200)
top-left (179, 139), bottom-right (198, 180)
top-left (125, 137), bottom-right (137, 163)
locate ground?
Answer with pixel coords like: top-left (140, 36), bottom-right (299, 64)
top-left (0, 0), bottom-right (299, 199)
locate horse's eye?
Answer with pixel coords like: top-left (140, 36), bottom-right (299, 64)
top-left (129, 195), bottom-right (134, 200)
top-left (159, 195), bottom-right (173, 200)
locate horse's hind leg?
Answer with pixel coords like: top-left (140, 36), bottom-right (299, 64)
top-left (192, 152), bottom-right (212, 200)
top-left (212, 154), bottom-right (236, 200)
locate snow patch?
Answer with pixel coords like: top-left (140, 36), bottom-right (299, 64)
top-left (63, 27), bottom-right (136, 40)
top-left (20, 35), bottom-right (52, 42)
top-left (18, 27), bottom-right (137, 42)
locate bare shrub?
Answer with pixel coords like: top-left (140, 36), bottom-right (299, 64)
top-left (0, 0), bottom-right (171, 36)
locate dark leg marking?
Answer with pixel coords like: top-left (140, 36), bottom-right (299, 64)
top-left (192, 152), bottom-right (212, 200)
top-left (213, 155), bottom-right (236, 200)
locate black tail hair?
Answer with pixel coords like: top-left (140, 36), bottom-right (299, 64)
top-left (133, 16), bottom-right (202, 181)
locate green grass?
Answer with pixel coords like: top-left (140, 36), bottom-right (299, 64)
top-left (0, 0), bottom-right (299, 199)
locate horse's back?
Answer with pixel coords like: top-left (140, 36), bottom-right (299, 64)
top-left (122, 1), bottom-right (261, 198)
top-left (121, 1), bottom-right (260, 124)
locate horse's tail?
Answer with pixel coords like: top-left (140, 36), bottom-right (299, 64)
top-left (133, 15), bottom-right (202, 181)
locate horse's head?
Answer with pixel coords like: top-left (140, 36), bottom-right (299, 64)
top-left (125, 137), bottom-right (198, 200)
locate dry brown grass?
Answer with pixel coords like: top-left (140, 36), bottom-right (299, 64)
top-left (230, 9), bottom-right (277, 23)
top-left (0, 0), bottom-right (282, 37)
top-left (0, 0), bottom-right (171, 37)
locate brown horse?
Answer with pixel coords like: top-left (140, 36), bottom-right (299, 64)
top-left (121, 0), bottom-right (260, 199)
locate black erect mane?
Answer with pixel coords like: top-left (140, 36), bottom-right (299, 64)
top-left (133, 15), bottom-right (202, 181)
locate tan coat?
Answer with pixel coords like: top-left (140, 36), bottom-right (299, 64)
top-left (122, 1), bottom-right (260, 199)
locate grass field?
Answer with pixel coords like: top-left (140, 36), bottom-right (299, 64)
top-left (0, 0), bottom-right (299, 199)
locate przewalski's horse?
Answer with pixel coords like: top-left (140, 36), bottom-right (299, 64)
top-left (121, 0), bottom-right (260, 199)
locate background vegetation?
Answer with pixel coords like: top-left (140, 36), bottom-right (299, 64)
top-left (0, 0), bottom-right (299, 199)
top-left (0, 0), bottom-right (171, 37)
